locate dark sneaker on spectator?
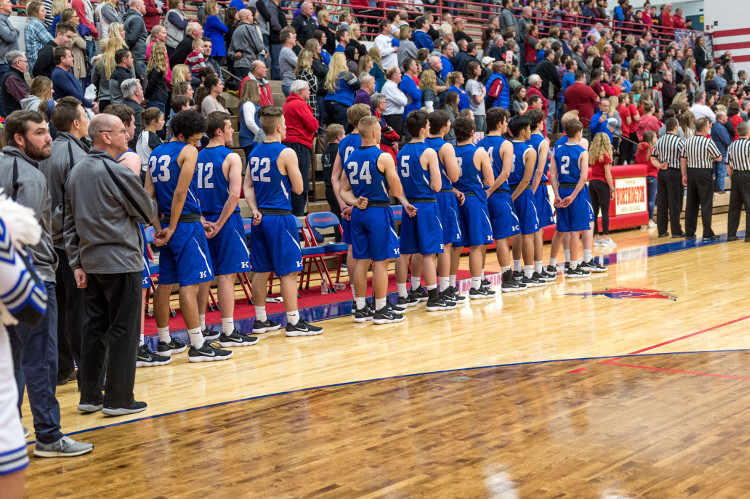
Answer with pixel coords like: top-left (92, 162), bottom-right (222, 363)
top-left (252, 318), bottom-right (281, 334)
top-left (102, 401), bottom-right (148, 416)
top-left (157, 336), bottom-right (187, 355)
top-left (286, 319), bottom-right (324, 336)
top-left (136, 344), bottom-right (172, 367)
top-left (34, 437), bottom-right (94, 457)
top-left (188, 342), bottom-right (233, 362)
top-left (218, 330), bottom-right (259, 347)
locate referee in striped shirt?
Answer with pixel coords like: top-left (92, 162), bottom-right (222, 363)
top-left (681, 118), bottom-right (723, 241)
top-left (652, 117), bottom-right (686, 238)
top-left (727, 121), bottom-right (750, 241)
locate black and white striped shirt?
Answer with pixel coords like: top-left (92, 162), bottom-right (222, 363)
top-left (727, 138), bottom-right (750, 172)
top-left (681, 135), bottom-right (722, 169)
top-left (652, 133), bottom-right (685, 169)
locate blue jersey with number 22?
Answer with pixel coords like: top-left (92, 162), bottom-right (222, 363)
top-left (248, 142), bottom-right (293, 210)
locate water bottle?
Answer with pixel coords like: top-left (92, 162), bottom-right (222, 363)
top-left (321, 281), bottom-right (329, 294)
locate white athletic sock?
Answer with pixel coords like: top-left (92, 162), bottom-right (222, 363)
top-left (426, 283), bottom-right (437, 290)
top-left (255, 306), bottom-right (267, 322)
top-left (397, 282), bottom-right (408, 298)
top-left (449, 275), bottom-right (457, 288)
top-left (576, 259), bottom-right (583, 266)
top-left (356, 297), bottom-right (366, 310)
top-left (471, 276), bottom-right (481, 290)
top-left (199, 314), bottom-right (206, 330)
top-left (563, 249), bottom-right (571, 263)
top-left (286, 310), bottom-right (300, 326)
top-left (411, 276), bottom-right (421, 290)
top-left (221, 317), bottom-right (234, 334)
top-left (375, 298), bottom-right (386, 311)
top-left (534, 261), bottom-right (542, 274)
top-left (549, 257), bottom-right (557, 267)
top-left (188, 327), bottom-right (204, 349)
top-left (157, 326), bottom-right (170, 343)
top-left (351, 286), bottom-right (357, 300)
top-left (524, 265), bottom-right (534, 278)
top-left (139, 333), bottom-right (145, 346)
top-left (570, 261), bottom-right (578, 270)
top-left (481, 269), bottom-right (485, 279)
top-left (583, 249), bottom-right (592, 262)
top-left (514, 259), bottom-right (522, 272)
top-left (501, 265), bottom-right (511, 273)
top-left (439, 276), bottom-right (449, 292)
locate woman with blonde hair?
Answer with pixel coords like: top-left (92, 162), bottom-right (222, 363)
top-left (203, 0), bottom-right (228, 61)
top-left (368, 46), bottom-right (385, 90)
top-left (317, 9), bottom-right (335, 54)
top-left (704, 68), bottom-right (719, 93)
top-left (21, 76), bottom-right (54, 118)
top-left (357, 55), bottom-right (373, 81)
top-left (49, 0), bottom-right (69, 32)
top-left (171, 64), bottom-right (190, 87)
top-left (296, 49), bottom-right (319, 120)
top-left (680, 111), bottom-right (696, 139)
top-left (95, 0), bottom-right (121, 45)
top-left (420, 69), bottom-right (438, 112)
top-left (397, 24), bottom-right (417, 69)
top-left (92, 36), bottom-right (126, 110)
top-left (238, 78), bottom-right (262, 157)
top-left (145, 41), bottom-right (169, 114)
top-left (588, 132), bottom-right (616, 247)
top-left (324, 51), bottom-right (361, 128)
top-left (164, 0), bottom-right (187, 57)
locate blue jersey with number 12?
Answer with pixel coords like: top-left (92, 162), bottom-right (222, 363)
top-left (344, 145), bottom-right (390, 202)
top-left (150, 141), bottom-right (201, 216)
top-left (554, 142), bottom-right (585, 185)
top-left (248, 142), bottom-right (293, 210)
top-left (195, 146), bottom-right (238, 215)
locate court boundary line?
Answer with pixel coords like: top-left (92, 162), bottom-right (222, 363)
top-left (41, 348), bottom-right (749, 444)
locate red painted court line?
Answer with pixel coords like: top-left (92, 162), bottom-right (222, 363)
top-left (605, 362), bottom-right (750, 381)
top-left (569, 368), bottom-right (587, 373)
top-left (602, 314), bottom-right (750, 364)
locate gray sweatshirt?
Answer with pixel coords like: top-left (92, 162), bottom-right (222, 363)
top-left (64, 148), bottom-right (157, 274)
top-left (229, 22), bottom-right (266, 69)
top-left (0, 147), bottom-right (58, 282)
top-left (37, 132), bottom-right (89, 250)
top-left (0, 12), bottom-right (20, 63)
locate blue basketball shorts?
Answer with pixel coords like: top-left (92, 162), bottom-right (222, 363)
top-left (249, 214), bottom-right (304, 276)
top-left (399, 201), bottom-right (444, 256)
top-left (512, 189), bottom-right (540, 235)
top-left (341, 215), bottom-right (351, 245)
top-left (457, 195), bottom-right (494, 247)
top-left (487, 190), bottom-right (521, 241)
top-left (535, 183), bottom-right (556, 228)
top-left (158, 221), bottom-right (214, 287)
top-left (351, 206), bottom-right (400, 261)
top-left (583, 184), bottom-right (595, 222)
top-left (205, 212), bottom-right (250, 276)
top-left (556, 187), bottom-right (592, 232)
top-left (436, 191), bottom-right (462, 246)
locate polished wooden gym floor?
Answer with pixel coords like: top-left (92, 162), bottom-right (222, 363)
top-left (23, 213), bottom-right (750, 497)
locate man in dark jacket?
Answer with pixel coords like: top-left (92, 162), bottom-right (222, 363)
top-left (229, 9), bottom-right (266, 80)
top-left (534, 49), bottom-right (561, 131)
top-left (256, 0), bottom-right (288, 81)
top-left (31, 22), bottom-right (74, 79)
top-left (170, 21), bottom-right (204, 68)
top-left (109, 49), bottom-right (134, 105)
top-left (123, 0), bottom-right (148, 78)
top-left (0, 51), bottom-right (29, 115)
top-left (121, 79), bottom-right (144, 151)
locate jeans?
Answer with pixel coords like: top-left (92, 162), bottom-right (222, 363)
top-left (9, 281), bottom-right (63, 444)
top-left (79, 272), bottom-right (142, 409)
top-left (270, 43), bottom-right (282, 81)
top-left (283, 142), bottom-right (311, 216)
top-left (324, 100), bottom-right (348, 129)
top-left (546, 100), bottom-right (557, 133)
top-left (282, 83), bottom-right (290, 97)
top-left (646, 175), bottom-right (657, 220)
top-left (54, 248), bottom-right (84, 383)
top-left (713, 160), bottom-right (727, 192)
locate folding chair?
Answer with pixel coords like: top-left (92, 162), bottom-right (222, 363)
top-left (391, 204), bottom-right (403, 224)
top-left (296, 217), bottom-right (332, 291)
top-left (305, 212), bottom-right (348, 288)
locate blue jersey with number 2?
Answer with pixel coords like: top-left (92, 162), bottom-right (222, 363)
top-left (248, 142), bottom-right (293, 211)
top-left (554, 143), bottom-right (585, 185)
top-left (344, 145), bottom-right (390, 202)
top-left (150, 141), bottom-right (201, 216)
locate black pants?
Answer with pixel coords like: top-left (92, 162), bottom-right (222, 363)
top-left (589, 179), bottom-right (611, 236)
top-left (54, 248), bottom-right (84, 382)
top-left (728, 170), bottom-right (750, 238)
top-left (79, 272), bottom-right (141, 409)
top-left (384, 114), bottom-right (404, 141)
top-left (656, 168), bottom-right (684, 236)
top-left (684, 169), bottom-right (714, 238)
top-left (283, 141), bottom-right (311, 216)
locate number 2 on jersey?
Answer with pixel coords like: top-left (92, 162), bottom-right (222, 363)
top-left (559, 156), bottom-right (571, 175)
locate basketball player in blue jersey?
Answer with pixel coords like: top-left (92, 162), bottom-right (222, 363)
top-left (425, 110), bottom-right (463, 302)
top-left (550, 118), bottom-right (592, 278)
top-left (330, 104), bottom-right (371, 313)
top-left (507, 116), bottom-right (545, 288)
top-left (452, 117), bottom-right (496, 299)
top-left (339, 116), bottom-right (406, 324)
top-left (194, 112), bottom-right (259, 347)
top-left (525, 110), bottom-right (557, 282)
top-left (151, 109), bottom-right (234, 362)
top-left (395, 110), bottom-right (457, 311)
top-left (243, 106), bottom-right (324, 336)
top-left (478, 108), bottom-right (526, 292)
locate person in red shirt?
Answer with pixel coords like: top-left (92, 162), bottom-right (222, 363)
top-left (660, 3), bottom-right (674, 35)
top-left (282, 80), bottom-right (319, 216)
top-left (564, 71), bottom-right (600, 134)
top-left (728, 101), bottom-right (742, 140)
top-left (637, 101), bottom-right (662, 141)
top-left (672, 7), bottom-right (687, 29)
top-left (143, 0), bottom-right (162, 31)
top-left (527, 74), bottom-right (549, 117)
top-left (588, 132), bottom-right (617, 246)
top-left (636, 130), bottom-right (659, 227)
top-left (617, 93), bottom-right (633, 163)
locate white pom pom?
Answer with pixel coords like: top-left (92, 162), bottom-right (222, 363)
top-left (0, 191), bottom-right (43, 248)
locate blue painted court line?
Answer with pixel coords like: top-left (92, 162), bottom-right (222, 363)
top-left (146, 230), bottom-right (746, 350)
top-left (43, 347), bottom-right (749, 444)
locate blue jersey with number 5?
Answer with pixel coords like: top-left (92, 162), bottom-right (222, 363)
top-left (248, 142), bottom-right (292, 211)
top-left (345, 145), bottom-right (390, 202)
top-left (554, 143), bottom-right (585, 185)
top-left (397, 142), bottom-right (434, 199)
top-left (195, 146), bottom-right (237, 215)
top-left (150, 141), bottom-right (201, 216)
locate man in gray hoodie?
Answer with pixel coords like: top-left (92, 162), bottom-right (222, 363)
top-left (64, 113), bottom-right (157, 417)
top-left (123, 0), bottom-right (148, 78)
top-left (0, 109), bottom-right (93, 458)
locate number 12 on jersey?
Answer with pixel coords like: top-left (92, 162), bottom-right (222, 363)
top-left (196, 162), bottom-right (214, 189)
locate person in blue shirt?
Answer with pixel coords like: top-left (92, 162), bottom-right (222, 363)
top-left (447, 71), bottom-right (470, 112)
top-left (590, 97), bottom-right (613, 141)
top-left (51, 46), bottom-right (97, 112)
top-left (561, 59), bottom-right (576, 104)
top-left (452, 116), bottom-right (496, 299)
top-left (549, 118), bottom-right (592, 278)
top-left (477, 107), bottom-right (525, 292)
top-left (485, 61), bottom-right (510, 110)
top-left (244, 106), bottom-right (324, 336)
top-left (411, 16), bottom-right (434, 52)
top-left (150, 109), bottom-right (234, 362)
top-left (394, 110), bottom-right (456, 311)
top-left (339, 115), bottom-right (408, 324)
top-left (400, 58), bottom-right (422, 121)
top-left (440, 43), bottom-right (454, 81)
top-left (195, 111), bottom-right (257, 347)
